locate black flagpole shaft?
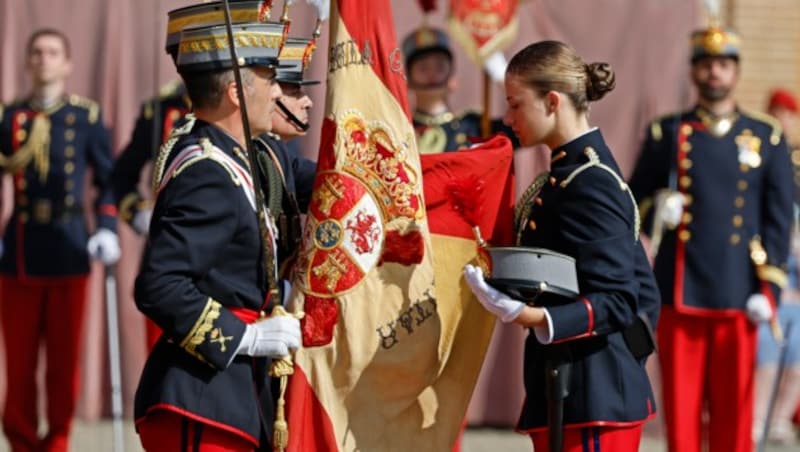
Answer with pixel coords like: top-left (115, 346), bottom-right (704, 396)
top-left (220, 0), bottom-right (276, 294)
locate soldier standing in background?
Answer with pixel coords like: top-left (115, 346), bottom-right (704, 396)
top-left (629, 25), bottom-right (794, 452)
top-left (0, 28), bottom-right (119, 452)
top-left (401, 26), bottom-right (517, 153)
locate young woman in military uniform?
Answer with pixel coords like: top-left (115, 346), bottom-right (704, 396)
top-left (464, 41), bottom-right (658, 452)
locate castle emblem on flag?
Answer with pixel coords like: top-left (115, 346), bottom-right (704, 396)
top-left (298, 172), bottom-right (385, 296)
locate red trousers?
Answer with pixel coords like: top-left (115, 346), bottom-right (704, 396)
top-left (529, 424), bottom-right (643, 452)
top-left (138, 410), bottom-right (256, 452)
top-left (658, 307), bottom-right (757, 452)
top-left (0, 275), bottom-right (89, 452)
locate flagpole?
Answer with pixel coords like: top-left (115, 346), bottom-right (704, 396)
top-left (481, 71), bottom-right (490, 138)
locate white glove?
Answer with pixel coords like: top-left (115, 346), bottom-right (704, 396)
top-left (463, 264), bottom-right (525, 323)
top-left (131, 208), bottom-right (153, 236)
top-left (655, 190), bottom-right (686, 229)
top-left (87, 228), bottom-right (120, 265)
top-left (484, 51), bottom-right (508, 83)
top-left (746, 293), bottom-right (772, 324)
top-left (236, 316), bottom-right (301, 358)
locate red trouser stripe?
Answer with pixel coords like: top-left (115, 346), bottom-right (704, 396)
top-left (658, 307), bottom-right (757, 452)
top-left (529, 424), bottom-right (643, 452)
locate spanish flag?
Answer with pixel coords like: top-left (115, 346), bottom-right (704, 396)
top-left (284, 1), bottom-right (515, 450)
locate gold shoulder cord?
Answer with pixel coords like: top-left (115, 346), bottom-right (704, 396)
top-left (514, 171), bottom-right (550, 245)
top-left (560, 147), bottom-right (641, 241)
top-left (152, 114), bottom-right (196, 194)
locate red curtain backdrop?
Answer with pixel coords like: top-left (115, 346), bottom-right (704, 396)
top-left (0, 0), bottom-right (696, 424)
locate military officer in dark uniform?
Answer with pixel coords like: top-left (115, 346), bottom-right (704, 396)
top-left (255, 36), bottom-right (318, 271)
top-left (111, 81), bottom-right (191, 350)
top-left (0, 28), bottom-right (119, 452)
top-left (465, 41), bottom-right (657, 452)
top-left (133, 20), bottom-right (301, 451)
top-left (111, 81), bottom-right (190, 236)
top-left (401, 26), bottom-right (517, 153)
top-left (629, 26), bottom-right (793, 452)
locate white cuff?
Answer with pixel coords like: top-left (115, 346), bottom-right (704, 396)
top-left (533, 308), bottom-right (554, 344)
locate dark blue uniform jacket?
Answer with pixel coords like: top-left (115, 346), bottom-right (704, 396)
top-left (0, 95), bottom-right (115, 278)
top-left (515, 129), bottom-right (657, 431)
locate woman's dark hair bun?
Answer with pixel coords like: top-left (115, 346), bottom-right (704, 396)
top-left (585, 62), bottom-right (615, 101)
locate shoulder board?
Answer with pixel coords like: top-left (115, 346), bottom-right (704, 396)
top-left (158, 80), bottom-right (183, 99)
top-left (560, 147), bottom-right (640, 241)
top-left (68, 95), bottom-right (100, 124)
top-left (740, 108), bottom-right (783, 146)
top-left (648, 112), bottom-right (680, 142)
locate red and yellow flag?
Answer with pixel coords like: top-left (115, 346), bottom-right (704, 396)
top-left (284, 1), bottom-right (515, 450)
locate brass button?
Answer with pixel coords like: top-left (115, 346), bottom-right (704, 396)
top-left (535, 197), bottom-right (543, 206)
top-left (16, 129), bottom-right (27, 142)
top-left (18, 212), bottom-right (29, 223)
top-left (529, 220), bottom-right (537, 231)
top-left (682, 212), bottom-right (693, 224)
top-left (65, 195), bottom-right (75, 206)
top-left (169, 110), bottom-right (181, 120)
top-left (734, 196), bottom-right (745, 208)
top-left (64, 146), bottom-right (75, 158)
top-left (684, 194), bottom-right (694, 206)
top-left (64, 129), bottom-right (75, 141)
top-left (65, 113), bottom-right (76, 126)
top-left (681, 142), bottom-right (692, 152)
top-left (732, 215), bottom-right (743, 227)
top-left (549, 176), bottom-right (556, 186)
top-left (65, 179), bottom-right (75, 190)
top-left (679, 176), bottom-right (692, 189)
top-left (64, 162), bottom-right (75, 174)
top-left (680, 159), bottom-right (693, 170)
top-left (740, 163), bottom-right (749, 172)
top-left (737, 180), bottom-right (748, 191)
top-left (679, 230), bottom-right (691, 242)
top-left (455, 133), bottom-right (467, 145)
top-left (16, 113), bottom-right (27, 125)
top-left (730, 233), bottom-right (741, 245)
top-left (680, 124), bottom-right (693, 135)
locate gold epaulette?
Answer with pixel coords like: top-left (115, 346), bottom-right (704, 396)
top-left (560, 147), bottom-right (640, 241)
top-left (159, 80), bottom-right (183, 98)
top-left (68, 95), bottom-right (99, 124)
top-left (741, 108), bottom-right (783, 146)
top-left (648, 113), bottom-right (680, 142)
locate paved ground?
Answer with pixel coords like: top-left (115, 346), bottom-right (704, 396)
top-left (0, 421), bottom-right (797, 451)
